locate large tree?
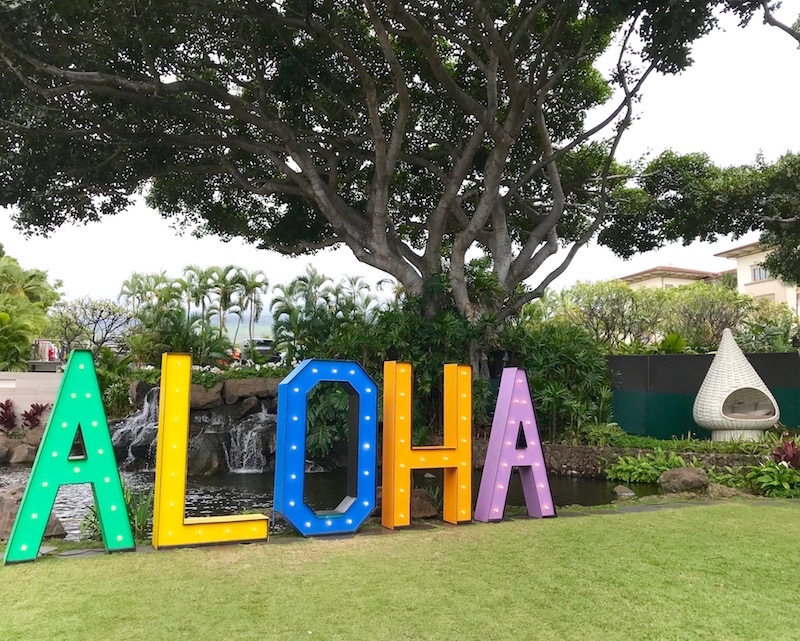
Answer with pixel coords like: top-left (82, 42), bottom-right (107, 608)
top-left (0, 0), bottom-right (784, 321)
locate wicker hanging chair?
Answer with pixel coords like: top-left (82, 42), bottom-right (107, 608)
top-left (693, 328), bottom-right (780, 441)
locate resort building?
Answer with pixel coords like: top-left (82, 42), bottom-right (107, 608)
top-left (714, 242), bottom-right (800, 315)
top-left (618, 266), bottom-right (723, 290)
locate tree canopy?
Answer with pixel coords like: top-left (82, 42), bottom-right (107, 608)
top-left (0, 252), bottom-right (60, 370)
top-left (0, 0), bottom-right (790, 319)
top-left (600, 150), bottom-right (800, 284)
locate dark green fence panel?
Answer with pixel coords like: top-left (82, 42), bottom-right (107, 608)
top-left (607, 353), bottom-right (800, 439)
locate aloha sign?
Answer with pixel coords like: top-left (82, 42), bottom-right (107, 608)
top-left (3, 351), bottom-right (554, 565)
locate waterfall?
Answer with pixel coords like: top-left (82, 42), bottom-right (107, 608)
top-left (110, 388), bottom-right (278, 474)
top-left (110, 388), bottom-right (160, 469)
top-left (226, 409), bottom-right (276, 473)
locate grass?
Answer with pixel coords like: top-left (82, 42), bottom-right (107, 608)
top-left (1, 500), bottom-right (797, 641)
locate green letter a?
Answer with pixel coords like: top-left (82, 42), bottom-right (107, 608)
top-left (3, 351), bottom-right (134, 564)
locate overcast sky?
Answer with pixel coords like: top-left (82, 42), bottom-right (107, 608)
top-left (1, 4), bottom-right (799, 301)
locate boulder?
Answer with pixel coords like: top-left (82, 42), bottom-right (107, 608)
top-left (189, 382), bottom-right (224, 410)
top-left (9, 443), bottom-right (37, 464)
top-left (236, 396), bottom-right (260, 419)
top-left (110, 425), bottom-right (136, 462)
top-left (222, 378), bottom-right (278, 404)
top-left (658, 467), bottom-right (710, 493)
top-left (129, 380), bottom-right (156, 410)
top-left (23, 426), bottom-right (45, 447)
top-left (0, 485), bottom-right (67, 541)
top-left (374, 486), bottom-right (438, 519)
top-left (129, 426), bottom-right (158, 467)
top-left (410, 488), bottom-right (439, 518)
top-left (187, 433), bottom-right (228, 476)
top-left (707, 483), bottom-right (741, 499)
top-left (0, 433), bottom-right (15, 462)
top-left (613, 485), bottom-right (636, 499)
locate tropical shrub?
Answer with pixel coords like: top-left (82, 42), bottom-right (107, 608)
top-left (604, 449), bottom-right (689, 484)
top-left (0, 398), bottom-right (17, 433)
top-left (0, 253), bottom-right (60, 371)
top-left (772, 436), bottom-right (800, 469)
top-left (707, 465), bottom-right (748, 488)
top-left (103, 380), bottom-right (132, 419)
top-left (578, 422), bottom-right (628, 447)
top-left (21, 402), bottom-right (51, 430)
top-left (81, 479), bottom-right (153, 542)
top-left (305, 383), bottom-right (350, 458)
top-left (0, 295), bottom-right (44, 371)
top-left (663, 282), bottom-right (750, 352)
top-left (502, 320), bottom-right (613, 441)
top-left (594, 432), bottom-right (771, 456)
top-left (553, 280), bottom-right (666, 350)
top-left (735, 297), bottom-right (799, 353)
top-left (524, 281), bottom-right (797, 356)
top-left (745, 461), bottom-right (800, 497)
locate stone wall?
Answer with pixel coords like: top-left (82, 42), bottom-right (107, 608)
top-left (452, 440), bottom-right (763, 478)
top-left (540, 444), bottom-right (763, 478)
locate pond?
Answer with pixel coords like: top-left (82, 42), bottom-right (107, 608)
top-left (0, 464), bottom-right (656, 540)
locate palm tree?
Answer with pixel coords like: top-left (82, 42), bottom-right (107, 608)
top-left (119, 272), bottom-right (146, 316)
top-left (295, 265), bottom-right (333, 316)
top-left (182, 264), bottom-right (216, 321)
top-left (270, 281), bottom-right (302, 362)
top-left (238, 269), bottom-right (269, 349)
top-left (144, 271), bottom-right (181, 312)
top-left (337, 275), bottom-right (378, 320)
top-left (208, 265), bottom-right (245, 334)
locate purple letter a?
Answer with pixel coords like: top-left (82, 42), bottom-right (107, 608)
top-left (475, 368), bottom-right (555, 522)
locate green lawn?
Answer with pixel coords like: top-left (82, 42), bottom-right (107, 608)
top-left (1, 501), bottom-right (796, 641)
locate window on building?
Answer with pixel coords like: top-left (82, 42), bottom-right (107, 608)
top-left (751, 265), bottom-right (770, 282)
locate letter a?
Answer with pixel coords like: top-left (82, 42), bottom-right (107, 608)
top-left (475, 368), bottom-right (555, 522)
top-left (4, 351), bottom-right (134, 564)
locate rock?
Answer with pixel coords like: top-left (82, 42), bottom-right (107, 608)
top-left (44, 517), bottom-right (67, 539)
top-left (706, 482), bottom-right (741, 499)
top-left (237, 396), bottom-right (260, 419)
top-left (658, 467), bottom-right (710, 493)
top-left (373, 486), bottom-right (437, 519)
top-left (222, 378), bottom-right (278, 404)
top-left (0, 485), bottom-right (67, 541)
top-left (9, 443), bottom-right (37, 464)
top-left (187, 433), bottom-right (227, 476)
top-left (110, 425), bottom-right (135, 462)
top-left (129, 426), bottom-right (158, 468)
top-left (0, 434), bottom-right (16, 462)
top-left (189, 382), bottom-right (224, 410)
top-left (129, 380), bottom-right (155, 410)
top-left (613, 485), bottom-right (636, 499)
top-left (410, 489), bottom-right (438, 518)
top-left (23, 426), bottom-right (45, 447)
